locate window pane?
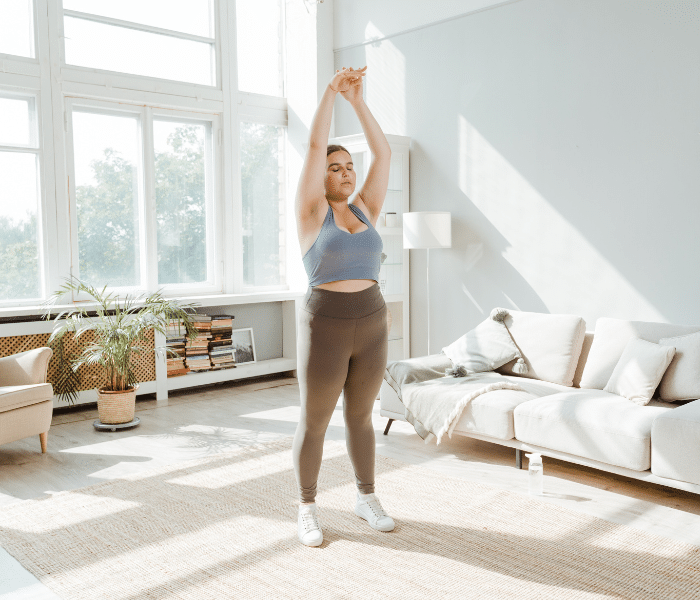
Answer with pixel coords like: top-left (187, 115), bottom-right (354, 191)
top-left (154, 120), bottom-right (209, 285)
top-left (64, 17), bottom-right (214, 86)
top-left (0, 0), bottom-right (34, 58)
top-left (0, 152), bottom-right (40, 300)
top-left (240, 122), bottom-right (286, 287)
top-left (236, 0), bottom-right (283, 96)
top-left (63, 0), bottom-right (213, 37)
top-left (72, 111), bottom-right (141, 288)
top-left (0, 97), bottom-right (35, 147)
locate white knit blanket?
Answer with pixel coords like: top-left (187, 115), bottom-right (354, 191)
top-left (401, 372), bottom-right (525, 445)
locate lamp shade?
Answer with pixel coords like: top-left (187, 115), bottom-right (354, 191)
top-left (403, 211), bottom-right (452, 249)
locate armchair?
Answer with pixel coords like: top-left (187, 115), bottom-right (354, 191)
top-left (0, 347), bottom-right (54, 453)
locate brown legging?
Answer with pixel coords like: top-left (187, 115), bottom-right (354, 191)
top-left (293, 282), bottom-right (388, 504)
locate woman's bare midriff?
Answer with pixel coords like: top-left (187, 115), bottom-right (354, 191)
top-left (313, 279), bottom-right (377, 292)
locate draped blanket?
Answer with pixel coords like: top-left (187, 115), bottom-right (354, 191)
top-left (401, 372), bottom-right (525, 445)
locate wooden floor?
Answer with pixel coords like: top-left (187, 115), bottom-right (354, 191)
top-left (2, 372), bottom-right (700, 555)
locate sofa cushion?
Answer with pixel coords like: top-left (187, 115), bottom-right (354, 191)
top-left (513, 389), bottom-right (675, 471)
top-left (494, 310), bottom-right (586, 387)
top-left (0, 383), bottom-right (54, 413)
top-left (657, 331), bottom-right (700, 401)
top-left (442, 316), bottom-right (523, 375)
top-left (603, 338), bottom-right (676, 406)
top-left (579, 318), bottom-right (700, 391)
top-left (651, 400), bottom-right (700, 485)
top-left (452, 375), bottom-right (573, 440)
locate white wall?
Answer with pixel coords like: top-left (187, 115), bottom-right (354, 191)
top-left (333, 0), bottom-right (700, 357)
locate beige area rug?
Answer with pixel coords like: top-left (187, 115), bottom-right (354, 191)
top-left (0, 436), bottom-right (699, 600)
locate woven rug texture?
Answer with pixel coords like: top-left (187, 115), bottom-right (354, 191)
top-left (0, 435), bottom-right (699, 600)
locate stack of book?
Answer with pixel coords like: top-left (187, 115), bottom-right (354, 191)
top-left (165, 318), bottom-right (190, 377)
top-left (185, 314), bottom-right (213, 372)
top-left (209, 314), bottom-right (237, 370)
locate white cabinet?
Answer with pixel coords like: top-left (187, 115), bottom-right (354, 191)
top-left (329, 133), bottom-right (411, 363)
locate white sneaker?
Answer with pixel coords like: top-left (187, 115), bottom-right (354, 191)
top-left (298, 503), bottom-right (323, 546)
top-left (355, 492), bottom-right (395, 532)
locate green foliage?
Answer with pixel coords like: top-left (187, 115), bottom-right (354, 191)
top-left (0, 213), bottom-right (40, 300)
top-left (41, 274), bottom-right (201, 400)
top-left (155, 124), bottom-right (206, 285)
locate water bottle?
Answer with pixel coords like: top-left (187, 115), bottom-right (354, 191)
top-left (526, 453), bottom-right (543, 496)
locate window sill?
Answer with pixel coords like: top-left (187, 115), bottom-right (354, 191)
top-left (0, 288), bottom-right (308, 324)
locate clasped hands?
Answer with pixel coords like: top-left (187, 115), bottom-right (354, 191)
top-left (330, 66), bottom-right (367, 105)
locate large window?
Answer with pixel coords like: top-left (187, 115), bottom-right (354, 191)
top-left (62, 0), bottom-right (216, 86)
top-left (0, 93), bottom-right (42, 301)
top-left (0, 0), bottom-right (293, 308)
top-left (67, 102), bottom-right (218, 294)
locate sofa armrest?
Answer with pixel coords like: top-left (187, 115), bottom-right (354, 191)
top-left (0, 347), bottom-right (53, 387)
top-left (384, 352), bottom-right (452, 401)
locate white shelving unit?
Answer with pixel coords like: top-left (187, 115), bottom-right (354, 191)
top-left (0, 289), bottom-right (305, 407)
top-left (329, 133), bottom-right (411, 363)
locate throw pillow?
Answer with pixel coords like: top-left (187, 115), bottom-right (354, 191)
top-left (441, 308), bottom-right (527, 375)
top-left (658, 331), bottom-right (700, 401)
top-left (579, 317), bottom-right (699, 390)
top-left (603, 337), bottom-right (676, 406)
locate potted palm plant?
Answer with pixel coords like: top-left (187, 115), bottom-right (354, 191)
top-left (41, 275), bottom-right (200, 427)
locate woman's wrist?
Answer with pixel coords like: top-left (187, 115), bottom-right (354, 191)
top-left (328, 83), bottom-right (339, 93)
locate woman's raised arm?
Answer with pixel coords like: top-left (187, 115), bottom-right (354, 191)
top-left (340, 67), bottom-right (391, 221)
top-left (295, 68), bottom-right (364, 220)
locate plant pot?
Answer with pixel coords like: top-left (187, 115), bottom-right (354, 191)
top-left (96, 384), bottom-right (139, 424)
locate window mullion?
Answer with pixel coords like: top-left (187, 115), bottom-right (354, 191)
top-left (62, 10), bottom-right (216, 45)
top-left (142, 105), bottom-right (157, 293)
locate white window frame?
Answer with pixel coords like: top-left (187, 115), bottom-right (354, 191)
top-left (0, 0), bottom-right (297, 311)
top-left (0, 88), bottom-right (47, 307)
top-left (58, 1), bottom-right (223, 99)
top-left (65, 97), bottom-right (223, 302)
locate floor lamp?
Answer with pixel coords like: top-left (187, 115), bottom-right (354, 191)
top-left (403, 211), bottom-right (452, 356)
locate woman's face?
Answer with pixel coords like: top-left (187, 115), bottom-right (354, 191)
top-left (325, 151), bottom-right (356, 199)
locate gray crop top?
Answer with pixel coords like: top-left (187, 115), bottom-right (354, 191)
top-left (302, 203), bottom-right (383, 287)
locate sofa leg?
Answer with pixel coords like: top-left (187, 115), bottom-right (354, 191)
top-left (516, 449), bottom-right (522, 469)
top-left (40, 431), bottom-right (48, 453)
top-left (383, 419), bottom-right (394, 435)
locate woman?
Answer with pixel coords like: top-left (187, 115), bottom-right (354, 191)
top-left (293, 66), bottom-right (394, 547)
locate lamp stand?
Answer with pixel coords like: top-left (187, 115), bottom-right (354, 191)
top-left (426, 247), bottom-right (430, 356)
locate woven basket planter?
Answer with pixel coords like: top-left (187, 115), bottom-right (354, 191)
top-left (96, 384), bottom-right (139, 424)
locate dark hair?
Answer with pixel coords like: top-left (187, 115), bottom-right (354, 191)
top-left (327, 144), bottom-right (351, 157)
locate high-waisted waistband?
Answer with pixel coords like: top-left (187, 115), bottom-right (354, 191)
top-left (304, 283), bottom-right (385, 319)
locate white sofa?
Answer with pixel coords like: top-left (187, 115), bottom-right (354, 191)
top-left (380, 313), bottom-right (700, 496)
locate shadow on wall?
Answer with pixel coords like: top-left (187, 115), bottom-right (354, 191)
top-left (333, 4), bottom-right (699, 356)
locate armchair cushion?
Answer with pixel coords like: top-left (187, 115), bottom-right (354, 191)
top-left (0, 347), bottom-right (53, 387)
top-left (0, 383), bottom-right (54, 412)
